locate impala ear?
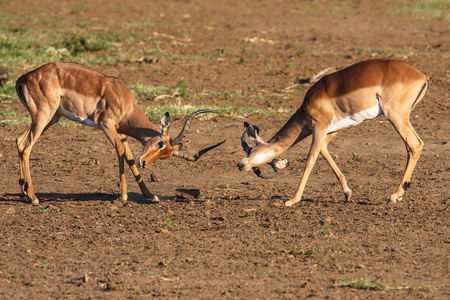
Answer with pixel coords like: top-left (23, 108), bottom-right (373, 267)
top-left (243, 122), bottom-right (263, 145)
top-left (161, 112), bottom-right (171, 137)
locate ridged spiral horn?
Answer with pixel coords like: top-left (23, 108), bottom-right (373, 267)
top-left (171, 109), bottom-right (225, 162)
top-left (170, 109), bottom-right (220, 148)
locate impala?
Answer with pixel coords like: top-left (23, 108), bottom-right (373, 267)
top-left (239, 59), bottom-right (427, 206)
top-left (16, 62), bottom-right (224, 205)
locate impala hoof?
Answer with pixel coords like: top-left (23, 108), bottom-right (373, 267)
top-left (271, 158), bottom-right (289, 169)
top-left (388, 195), bottom-right (402, 204)
top-left (344, 189), bottom-right (352, 201)
top-left (152, 195), bottom-right (160, 202)
top-left (119, 195), bottom-right (128, 205)
top-left (238, 158), bottom-right (252, 172)
top-left (285, 200), bottom-right (295, 207)
top-left (23, 194), bottom-right (39, 205)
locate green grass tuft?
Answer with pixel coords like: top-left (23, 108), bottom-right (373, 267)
top-left (141, 103), bottom-right (277, 121)
top-left (288, 244), bottom-right (322, 256)
top-left (337, 277), bottom-right (388, 290)
top-left (128, 82), bottom-right (173, 102)
top-left (391, 0), bottom-right (450, 19)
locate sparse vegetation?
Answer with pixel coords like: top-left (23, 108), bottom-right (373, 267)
top-left (332, 245), bottom-right (353, 254)
top-left (265, 55), bottom-right (274, 74)
top-left (0, 274), bottom-right (25, 279)
top-left (107, 281), bottom-right (128, 291)
top-left (366, 226), bottom-right (376, 232)
top-left (280, 63), bottom-right (293, 75)
top-left (159, 259), bottom-right (170, 267)
top-left (0, 1), bottom-right (448, 298)
top-left (141, 103), bottom-right (280, 122)
top-left (358, 46), bottom-right (366, 56)
top-left (36, 207), bottom-right (68, 214)
top-left (390, 0), bottom-right (450, 19)
top-left (57, 32), bottom-right (109, 56)
top-left (141, 270), bottom-right (158, 275)
top-left (288, 244), bottom-right (322, 256)
top-left (0, 106), bottom-right (30, 125)
top-left (419, 285), bottom-right (440, 292)
top-left (92, 204), bottom-right (110, 210)
top-left (347, 152), bottom-right (359, 171)
top-left (128, 82), bottom-right (173, 102)
top-left (36, 260), bottom-right (49, 269)
top-left (336, 277), bottom-right (388, 290)
top-left (175, 80), bottom-right (192, 98)
top-left (163, 218), bottom-right (176, 231)
top-left (351, 226), bottom-right (377, 233)
top-left (0, 2), bottom-right (293, 126)
top-left (296, 44), bottom-right (307, 57)
top-left (0, 80), bottom-right (17, 103)
top-left (255, 270), bottom-right (278, 277)
top-left (312, 225), bottom-right (336, 238)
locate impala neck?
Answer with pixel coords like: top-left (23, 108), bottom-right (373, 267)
top-left (267, 108), bottom-right (310, 150)
top-left (118, 104), bottom-right (161, 145)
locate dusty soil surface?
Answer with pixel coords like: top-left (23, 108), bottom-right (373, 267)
top-left (1, 0), bottom-right (449, 299)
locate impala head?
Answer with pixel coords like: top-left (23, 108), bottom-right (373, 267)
top-left (137, 112), bottom-right (178, 168)
top-left (238, 122), bottom-right (288, 179)
top-left (137, 110), bottom-right (225, 168)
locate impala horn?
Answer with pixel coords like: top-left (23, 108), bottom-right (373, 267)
top-left (241, 122), bottom-right (279, 179)
top-left (171, 110), bottom-right (225, 161)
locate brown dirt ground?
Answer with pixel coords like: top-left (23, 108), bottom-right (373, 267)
top-left (1, 0), bottom-right (449, 299)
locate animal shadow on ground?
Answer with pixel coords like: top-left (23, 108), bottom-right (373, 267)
top-left (0, 192), bottom-right (160, 204)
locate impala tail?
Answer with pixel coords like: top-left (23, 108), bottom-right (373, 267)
top-left (15, 80), bottom-right (29, 111)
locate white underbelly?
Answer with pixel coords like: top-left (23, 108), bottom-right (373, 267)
top-left (327, 103), bottom-right (382, 134)
top-left (57, 105), bottom-right (102, 130)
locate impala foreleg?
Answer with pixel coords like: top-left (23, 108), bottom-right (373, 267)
top-left (121, 135), bottom-right (159, 202)
top-left (102, 123), bottom-right (129, 204)
top-left (285, 130), bottom-right (326, 207)
top-left (117, 147), bottom-right (128, 204)
top-left (320, 132), bottom-right (352, 201)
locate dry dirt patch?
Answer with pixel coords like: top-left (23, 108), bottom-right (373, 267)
top-left (1, 0), bottom-right (449, 299)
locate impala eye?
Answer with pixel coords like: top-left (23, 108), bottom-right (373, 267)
top-left (157, 141), bottom-right (165, 149)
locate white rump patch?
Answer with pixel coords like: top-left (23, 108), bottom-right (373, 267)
top-left (327, 102), bottom-right (382, 134)
top-left (57, 105), bottom-right (102, 130)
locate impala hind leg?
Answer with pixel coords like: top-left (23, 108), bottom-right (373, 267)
top-left (17, 128), bottom-right (34, 202)
top-left (120, 135), bottom-right (159, 202)
top-left (380, 81), bottom-right (427, 203)
top-left (285, 128), bottom-right (327, 206)
top-left (387, 116), bottom-right (424, 203)
top-left (17, 115), bottom-right (59, 205)
top-left (320, 132), bottom-right (352, 201)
